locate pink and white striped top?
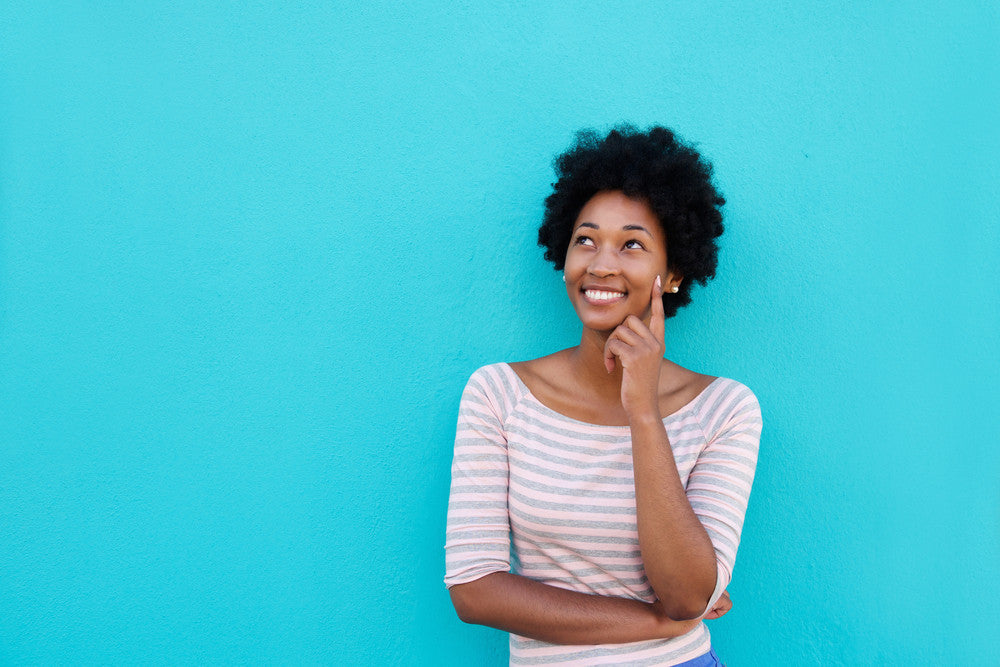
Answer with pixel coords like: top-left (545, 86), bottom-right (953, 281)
top-left (444, 362), bottom-right (762, 666)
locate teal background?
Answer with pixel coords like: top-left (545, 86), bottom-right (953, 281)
top-left (2, 2), bottom-right (998, 664)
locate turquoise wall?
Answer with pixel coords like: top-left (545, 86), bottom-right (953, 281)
top-left (3, 2), bottom-right (997, 664)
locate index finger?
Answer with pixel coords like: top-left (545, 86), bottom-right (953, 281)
top-left (649, 275), bottom-right (665, 340)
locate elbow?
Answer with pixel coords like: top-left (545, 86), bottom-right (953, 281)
top-left (653, 559), bottom-right (719, 621)
top-left (448, 571), bottom-right (506, 625)
top-left (660, 599), bottom-right (709, 622)
top-left (654, 578), bottom-right (716, 621)
top-left (449, 583), bottom-right (482, 625)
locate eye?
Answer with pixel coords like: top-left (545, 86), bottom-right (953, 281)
top-left (624, 239), bottom-right (646, 250)
top-left (573, 235), bottom-right (595, 247)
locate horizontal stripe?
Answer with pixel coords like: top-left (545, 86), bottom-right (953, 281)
top-left (511, 626), bottom-right (707, 665)
top-left (446, 541), bottom-right (510, 555)
top-left (515, 542), bottom-right (642, 560)
top-left (518, 557), bottom-right (647, 575)
top-left (508, 502), bottom-right (638, 532)
top-left (508, 487), bottom-right (637, 515)
top-left (509, 471), bottom-right (637, 499)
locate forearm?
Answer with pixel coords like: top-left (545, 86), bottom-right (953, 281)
top-left (629, 412), bottom-right (718, 619)
top-left (449, 571), bottom-right (700, 645)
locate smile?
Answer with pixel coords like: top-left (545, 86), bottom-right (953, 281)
top-left (582, 289), bottom-right (626, 303)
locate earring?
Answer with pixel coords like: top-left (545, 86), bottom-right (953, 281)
top-left (562, 274), bottom-right (566, 283)
top-left (670, 286), bottom-right (679, 293)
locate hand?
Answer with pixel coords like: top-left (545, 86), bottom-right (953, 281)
top-left (702, 590), bottom-right (732, 620)
top-left (603, 276), bottom-right (665, 417)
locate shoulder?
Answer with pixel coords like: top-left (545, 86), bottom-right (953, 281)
top-left (709, 376), bottom-right (760, 406)
top-left (695, 377), bottom-right (762, 443)
top-left (508, 350), bottom-right (587, 419)
top-left (461, 362), bottom-right (525, 418)
top-left (508, 349), bottom-right (571, 383)
top-left (508, 349), bottom-right (575, 398)
top-left (658, 360), bottom-right (717, 406)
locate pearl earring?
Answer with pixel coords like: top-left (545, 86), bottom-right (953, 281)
top-left (670, 286), bottom-right (679, 293)
top-left (562, 274), bottom-right (566, 282)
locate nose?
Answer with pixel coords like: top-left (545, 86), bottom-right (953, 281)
top-left (587, 245), bottom-right (621, 277)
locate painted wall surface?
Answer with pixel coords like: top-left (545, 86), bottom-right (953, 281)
top-left (2, 2), bottom-right (997, 664)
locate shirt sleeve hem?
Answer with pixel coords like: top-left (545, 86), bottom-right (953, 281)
top-left (444, 566), bottom-right (510, 589)
top-left (698, 559), bottom-right (731, 617)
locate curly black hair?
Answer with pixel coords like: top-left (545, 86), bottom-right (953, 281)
top-left (538, 125), bottom-right (725, 318)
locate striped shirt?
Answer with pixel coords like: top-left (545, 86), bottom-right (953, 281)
top-left (444, 362), bottom-right (762, 666)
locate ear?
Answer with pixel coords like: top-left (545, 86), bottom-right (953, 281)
top-left (664, 270), bottom-right (683, 294)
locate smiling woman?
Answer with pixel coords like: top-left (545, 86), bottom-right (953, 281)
top-left (444, 126), bottom-right (762, 666)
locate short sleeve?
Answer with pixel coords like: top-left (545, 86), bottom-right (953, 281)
top-left (443, 366), bottom-right (513, 588)
top-left (686, 381), bottom-right (762, 613)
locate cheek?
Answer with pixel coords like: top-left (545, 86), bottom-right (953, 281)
top-left (563, 251), bottom-right (585, 276)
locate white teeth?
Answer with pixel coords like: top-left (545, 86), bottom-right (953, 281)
top-left (585, 290), bottom-right (625, 301)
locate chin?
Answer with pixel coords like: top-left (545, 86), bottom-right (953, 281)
top-left (580, 308), bottom-right (651, 333)
top-left (578, 314), bottom-right (628, 333)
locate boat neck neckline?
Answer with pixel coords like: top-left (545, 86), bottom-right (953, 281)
top-left (501, 362), bottom-right (722, 430)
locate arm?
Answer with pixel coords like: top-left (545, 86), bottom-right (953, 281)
top-left (604, 278), bottom-right (761, 620)
top-left (628, 412), bottom-right (718, 620)
top-left (449, 572), bottom-right (701, 645)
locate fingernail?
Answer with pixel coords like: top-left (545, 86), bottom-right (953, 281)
top-left (655, 276), bottom-right (662, 290)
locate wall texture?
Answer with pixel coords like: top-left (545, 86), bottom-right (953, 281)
top-left (2, 2), bottom-right (997, 664)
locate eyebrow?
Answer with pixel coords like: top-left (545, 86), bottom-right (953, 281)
top-left (576, 222), bottom-right (653, 237)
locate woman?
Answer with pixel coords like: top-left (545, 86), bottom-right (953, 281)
top-left (444, 126), bottom-right (762, 666)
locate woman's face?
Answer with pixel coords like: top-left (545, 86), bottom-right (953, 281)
top-left (563, 190), bottom-right (679, 333)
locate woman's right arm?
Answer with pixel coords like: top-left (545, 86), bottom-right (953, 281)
top-left (449, 571), bottom-right (700, 645)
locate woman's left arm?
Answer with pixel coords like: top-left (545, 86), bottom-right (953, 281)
top-left (627, 410), bottom-right (717, 620)
top-left (604, 277), bottom-right (761, 621)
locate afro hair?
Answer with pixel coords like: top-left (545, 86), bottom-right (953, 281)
top-left (538, 125), bottom-right (725, 318)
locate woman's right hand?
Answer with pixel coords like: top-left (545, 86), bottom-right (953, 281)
top-left (650, 589), bottom-right (731, 637)
top-left (702, 590), bottom-right (732, 620)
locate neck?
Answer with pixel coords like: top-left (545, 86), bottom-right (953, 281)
top-left (570, 327), bottom-right (625, 401)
